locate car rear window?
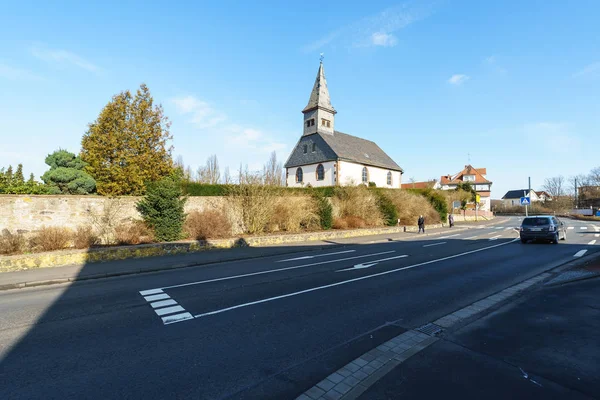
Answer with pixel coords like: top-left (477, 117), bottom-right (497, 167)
top-left (522, 217), bottom-right (550, 226)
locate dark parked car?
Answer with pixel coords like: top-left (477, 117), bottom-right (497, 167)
top-left (520, 216), bottom-right (567, 244)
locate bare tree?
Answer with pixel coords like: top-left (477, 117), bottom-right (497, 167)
top-left (263, 151), bottom-right (284, 186)
top-left (589, 167), bottom-right (600, 186)
top-left (222, 167), bottom-right (232, 184)
top-left (543, 176), bottom-right (565, 197)
top-left (197, 154), bottom-right (220, 184)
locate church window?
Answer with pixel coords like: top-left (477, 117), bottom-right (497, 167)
top-left (311, 119), bottom-right (315, 126)
top-left (296, 168), bottom-right (303, 183)
top-left (362, 167), bottom-right (368, 183)
top-left (312, 143), bottom-right (316, 152)
top-left (321, 118), bottom-right (331, 127)
top-left (316, 164), bottom-right (325, 181)
top-left (306, 121), bottom-right (310, 128)
top-left (326, 120), bottom-right (330, 128)
top-left (303, 145), bottom-right (307, 154)
top-left (387, 171), bottom-right (392, 186)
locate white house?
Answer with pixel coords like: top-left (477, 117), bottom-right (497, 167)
top-left (501, 189), bottom-right (539, 207)
top-left (434, 165), bottom-right (493, 212)
top-left (284, 62), bottom-right (403, 188)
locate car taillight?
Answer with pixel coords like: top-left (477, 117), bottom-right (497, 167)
top-left (549, 225), bottom-right (555, 232)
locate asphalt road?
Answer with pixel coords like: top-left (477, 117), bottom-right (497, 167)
top-left (1, 217), bottom-right (599, 399)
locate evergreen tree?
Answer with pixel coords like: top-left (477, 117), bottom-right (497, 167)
top-left (42, 149), bottom-right (96, 194)
top-left (81, 84), bottom-right (173, 195)
top-left (14, 164), bottom-right (25, 184)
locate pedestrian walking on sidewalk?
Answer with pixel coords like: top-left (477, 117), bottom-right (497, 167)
top-left (449, 214), bottom-right (454, 228)
top-left (418, 215), bottom-right (425, 233)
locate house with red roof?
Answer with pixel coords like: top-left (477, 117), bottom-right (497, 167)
top-left (436, 165), bottom-right (493, 211)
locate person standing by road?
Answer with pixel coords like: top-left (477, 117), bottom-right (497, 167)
top-left (418, 215), bottom-right (425, 233)
top-left (449, 214), bottom-right (454, 228)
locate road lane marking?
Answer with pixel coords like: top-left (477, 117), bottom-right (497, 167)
top-left (574, 250), bottom-right (588, 258)
top-left (276, 250), bottom-right (356, 262)
top-left (465, 236), bottom-right (480, 240)
top-left (489, 235), bottom-right (502, 241)
top-left (423, 242), bottom-right (446, 247)
top-left (581, 227), bottom-right (588, 230)
top-left (190, 238), bottom-right (519, 321)
top-left (155, 305), bottom-right (185, 316)
top-left (438, 234), bottom-right (459, 239)
top-left (337, 255), bottom-right (409, 272)
top-left (495, 227), bottom-right (504, 230)
top-left (163, 313), bottom-right (194, 324)
top-left (144, 293), bottom-right (170, 302)
top-left (157, 251), bottom-right (397, 291)
top-left (150, 299), bottom-right (177, 309)
top-left (568, 227), bottom-right (575, 230)
top-left (588, 240), bottom-right (597, 245)
top-left (140, 289), bottom-right (164, 296)
top-left (595, 234), bottom-right (600, 238)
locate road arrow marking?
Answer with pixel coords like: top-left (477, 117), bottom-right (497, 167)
top-left (337, 255), bottom-right (408, 272)
top-left (277, 250), bottom-right (356, 262)
top-left (588, 240), bottom-right (597, 245)
top-left (574, 250), bottom-right (588, 258)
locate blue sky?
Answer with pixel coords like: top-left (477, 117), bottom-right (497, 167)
top-left (1, 0), bottom-right (599, 198)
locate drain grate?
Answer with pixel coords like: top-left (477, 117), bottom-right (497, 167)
top-left (417, 323), bottom-right (443, 336)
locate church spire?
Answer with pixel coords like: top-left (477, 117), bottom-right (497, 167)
top-left (303, 61), bottom-right (336, 114)
top-left (302, 61), bottom-right (336, 136)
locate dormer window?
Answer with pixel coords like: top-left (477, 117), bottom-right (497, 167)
top-left (311, 119), bottom-right (315, 126)
top-left (463, 175), bottom-right (475, 182)
top-left (306, 121), bottom-right (310, 128)
top-left (312, 143), bottom-right (316, 152)
top-left (303, 145), bottom-right (308, 154)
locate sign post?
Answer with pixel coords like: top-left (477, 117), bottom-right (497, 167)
top-left (475, 194), bottom-right (481, 221)
top-left (520, 195), bottom-right (531, 216)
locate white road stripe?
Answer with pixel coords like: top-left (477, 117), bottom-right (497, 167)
top-left (139, 289), bottom-right (164, 296)
top-left (158, 251), bottom-right (397, 291)
top-left (465, 236), bottom-right (480, 240)
top-left (276, 250), bottom-right (356, 262)
top-left (574, 250), bottom-right (588, 258)
top-left (489, 235), bottom-right (502, 241)
top-left (423, 242), bottom-right (446, 247)
top-left (581, 227), bottom-right (588, 230)
top-left (438, 234), bottom-right (459, 239)
top-left (155, 305), bottom-right (185, 316)
top-left (191, 239), bottom-right (519, 320)
top-left (595, 234), bottom-right (600, 238)
top-left (505, 227), bottom-right (513, 230)
top-left (495, 227), bottom-right (504, 230)
top-left (150, 299), bottom-right (177, 309)
top-left (162, 312), bottom-right (194, 325)
top-left (144, 293), bottom-right (170, 302)
top-left (588, 240), bottom-right (597, 245)
top-left (568, 227), bottom-right (575, 230)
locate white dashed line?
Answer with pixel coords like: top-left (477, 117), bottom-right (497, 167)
top-left (155, 305), bottom-right (185, 316)
top-left (423, 242), bottom-right (446, 247)
top-left (574, 250), bottom-right (588, 258)
top-left (144, 293), bottom-right (170, 302)
top-left (465, 236), bottom-right (480, 240)
top-left (438, 234), bottom-right (459, 239)
top-left (495, 227), bottom-right (504, 230)
top-left (588, 240), bottom-right (597, 245)
top-left (276, 250), bottom-right (356, 262)
top-left (581, 227), bottom-right (588, 230)
top-left (595, 234), bottom-right (600, 238)
top-left (489, 235), bottom-right (502, 241)
top-left (139, 289), bottom-right (164, 296)
top-left (162, 313), bottom-right (194, 325)
top-left (568, 227), bottom-right (575, 230)
top-left (150, 299), bottom-right (177, 308)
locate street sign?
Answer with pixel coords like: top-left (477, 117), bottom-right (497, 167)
top-left (520, 197), bottom-right (531, 206)
top-left (476, 194), bottom-right (481, 203)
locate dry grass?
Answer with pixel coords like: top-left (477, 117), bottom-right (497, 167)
top-left (185, 210), bottom-right (232, 240)
top-left (73, 226), bottom-right (100, 249)
top-left (332, 186), bottom-right (383, 227)
top-left (332, 218), bottom-right (349, 230)
top-left (114, 221), bottom-right (154, 245)
top-left (228, 184), bottom-right (278, 234)
top-left (0, 229), bottom-right (26, 255)
top-left (269, 195), bottom-right (320, 233)
top-left (385, 190), bottom-right (439, 225)
top-left (29, 227), bottom-right (73, 252)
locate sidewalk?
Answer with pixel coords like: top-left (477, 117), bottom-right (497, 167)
top-left (0, 223), bottom-right (480, 291)
top-left (358, 273), bottom-right (600, 399)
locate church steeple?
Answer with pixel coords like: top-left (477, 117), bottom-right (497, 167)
top-left (302, 61), bottom-right (336, 136)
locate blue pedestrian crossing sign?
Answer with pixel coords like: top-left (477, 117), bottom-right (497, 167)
top-left (520, 197), bottom-right (531, 206)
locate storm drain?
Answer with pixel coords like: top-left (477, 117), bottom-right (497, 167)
top-left (417, 323), bottom-right (444, 336)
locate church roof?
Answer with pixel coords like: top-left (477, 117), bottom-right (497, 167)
top-left (284, 131), bottom-right (403, 172)
top-left (302, 62), bottom-right (336, 114)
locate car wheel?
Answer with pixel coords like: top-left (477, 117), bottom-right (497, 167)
top-left (552, 234), bottom-right (559, 244)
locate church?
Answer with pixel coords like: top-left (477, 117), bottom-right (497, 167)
top-left (284, 61), bottom-right (403, 188)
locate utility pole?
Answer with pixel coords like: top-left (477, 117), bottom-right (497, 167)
top-left (575, 177), bottom-right (578, 208)
top-left (524, 190), bottom-right (528, 217)
top-left (528, 176), bottom-right (531, 216)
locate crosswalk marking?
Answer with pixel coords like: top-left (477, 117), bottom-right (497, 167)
top-left (574, 250), bottom-right (588, 258)
top-left (139, 289), bottom-right (192, 325)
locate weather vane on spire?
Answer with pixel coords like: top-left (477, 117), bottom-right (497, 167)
top-left (320, 53), bottom-right (324, 63)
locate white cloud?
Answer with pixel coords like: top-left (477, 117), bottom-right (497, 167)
top-left (371, 32), bottom-right (398, 47)
top-left (573, 62), bottom-right (600, 78)
top-left (302, 3), bottom-right (433, 51)
top-left (171, 95), bottom-right (227, 129)
top-left (0, 63), bottom-right (44, 81)
top-left (448, 74), bottom-right (470, 85)
top-left (30, 46), bottom-right (101, 73)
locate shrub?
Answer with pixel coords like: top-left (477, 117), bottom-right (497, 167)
top-left (269, 195), bottom-right (320, 233)
top-left (0, 229), bottom-right (26, 255)
top-left (384, 190), bottom-right (440, 226)
top-left (345, 216), bottom-right (367, 229)
top-left (114, 221), bottom-right (154, 245)
top-left (73, 226), bottom-right (100, 249)
top-left (228, 183), bottom-right (277, 234)
top-left (183, 183), bottom-right (232, 196)
top-left (137, 175), bottom-right (187, 242)
top-left (368, 182), bottom-right (377, 187)
top-left (406, 188), bottom-right (447, 222)
top-left (332, 185), bottom-right (383, 227)
top-left (185, 210), bottom-right (232, 240)
top-left (29, 227), bottom-right (73, 252)
top-left (316, 197), bottom-right (333, 230)
top-left (374, 190), bottom-right (399, 226)
top-left (332, 217), bottom-right (349, 230)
